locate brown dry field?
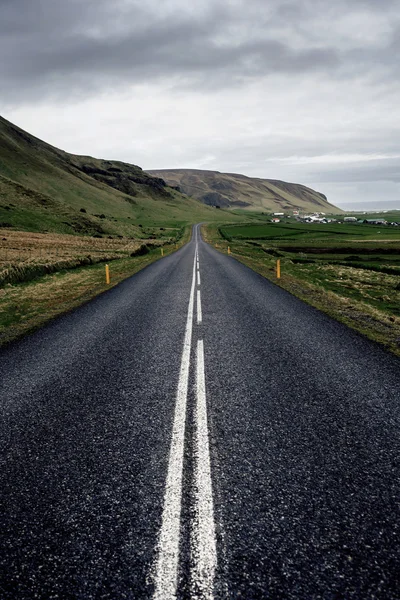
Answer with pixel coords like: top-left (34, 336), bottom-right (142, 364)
top-left (0, 229), bottom-right (161, 268)
top-left (0, 227), bottom-right (190, 347)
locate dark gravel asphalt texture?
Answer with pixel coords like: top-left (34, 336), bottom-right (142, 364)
top-left (1, 225), bottom-right (399, 599)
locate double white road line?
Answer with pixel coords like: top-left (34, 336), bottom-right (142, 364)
top-left (153, 241), bottom-right (216, 599)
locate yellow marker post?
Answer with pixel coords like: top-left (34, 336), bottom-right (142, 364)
top-left (105, 264), bottom-right (110, 284)
top-left (161, 248), bottom-right (164, 256)
top-left (228, 246), bottom-right (231, 255)
top-left (276, 259), bottom-right (281, 279)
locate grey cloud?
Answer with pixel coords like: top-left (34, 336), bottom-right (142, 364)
top-left (1, 0), bottom-right (399, 210)
top-left (0, 0), bottom-right (94, 35)
top-left (2, 0), bottom-right (396, 103)
top-left (312, 162), bottom-right (400, 184)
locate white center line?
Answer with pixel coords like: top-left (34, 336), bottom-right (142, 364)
top-left (197, 270), bottom-right (201, 286)
top-left (192, 339), bottom-right (217, 599)
top-left (197, 289), bottom-right (202, 325)
top-left (153, 249), bottom-right (197, 600)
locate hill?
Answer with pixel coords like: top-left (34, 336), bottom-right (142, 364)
top-left (0, 116), bottom-right (223, 237)
top-left (147, 169), bottom-right (342, 214)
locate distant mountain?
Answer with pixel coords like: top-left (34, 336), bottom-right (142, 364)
top-left (147, 169), bottom-right (342, 214)
top-left (0, 116), bottom-right (219, 236)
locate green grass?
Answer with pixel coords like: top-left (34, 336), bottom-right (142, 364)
top-left (218, 222), bottom-right (400, 297)
top-left (205, 223), bottom-right (400, 356)
top-left (0, 115), bottom-right (242, 238)
top-left (220, 222), bottom-right (400, 243)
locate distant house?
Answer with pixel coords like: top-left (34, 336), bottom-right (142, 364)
top-left (363, 219), bottom-right (388, 225)
top-left (303, 215), bottom-right (326, 223)
top-left (273, 212), bottom-right (284, 216)
top-left (271, 218), bottom-right (281, 223)
top-left (344, 217), bottom-right (358, 222)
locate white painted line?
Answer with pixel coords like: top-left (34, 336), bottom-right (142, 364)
top-left (192, 339), bottom-right (217, 599)
top-left (197, 289), bottom-right (202, 324)
top-left (153, 249), bottom-right (197, 600)
top-left (197, 270), bottom-right (201, 286)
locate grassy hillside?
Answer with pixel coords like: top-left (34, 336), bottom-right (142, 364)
top-left (147, 168), bottom-right (342, 214)
top-left (0, 116), bottom-right (228, 237)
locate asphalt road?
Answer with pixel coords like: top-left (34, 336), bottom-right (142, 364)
top-left (1, 224), bottom-right (399, 599)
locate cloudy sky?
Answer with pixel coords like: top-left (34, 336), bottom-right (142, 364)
top-left (1, 0), bottom-right (400, 209)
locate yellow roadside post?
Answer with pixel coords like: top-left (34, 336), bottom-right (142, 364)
top-left (161, 248), bottom-right (164, 256)
top-left (105, 264), bottom-right (110, 284)
top-left (228, 246), bottom-right (231, 255)
top-left (276, 259), bottom-right (281, 279)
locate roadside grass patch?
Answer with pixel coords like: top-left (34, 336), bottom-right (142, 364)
top-left (204, 223), bottom-right (400, 356)
top-left (0, 227), bottom-right (191, 347)
top-left (0, 228), bottom-right (170, 286)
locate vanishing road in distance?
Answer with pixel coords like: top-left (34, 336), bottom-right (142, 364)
top-left (1, 225), bottom-right (399, 599)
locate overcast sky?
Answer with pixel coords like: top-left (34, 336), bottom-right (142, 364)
top-left (1, 0), bottom-right (400, 209)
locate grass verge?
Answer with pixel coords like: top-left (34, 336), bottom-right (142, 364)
top-left (0, 227), bottom-right (191, 348)
top-left (203, 224), bottom-right (400, 357)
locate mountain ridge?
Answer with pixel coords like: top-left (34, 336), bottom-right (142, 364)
top-left (0, 116), bottom-right (221, 236)
top-left (147, 168), bottom-right (342, 213)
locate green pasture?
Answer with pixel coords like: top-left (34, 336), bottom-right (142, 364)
top-left (217, 219), bottom-right (400, 306)
top-left (220, 222), bottom-right (400, 244)
top-left (219, 222), bottom-right (400, 275)
top-left (206, 221), bottom-right (400, 353)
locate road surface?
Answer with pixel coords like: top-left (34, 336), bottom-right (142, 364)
top-left (1, 225), bottom-right (399, 599)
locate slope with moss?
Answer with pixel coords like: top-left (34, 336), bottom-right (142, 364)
top-left (0, 116), bottom-right (225, 236)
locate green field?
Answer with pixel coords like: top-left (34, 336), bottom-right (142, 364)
top-left (220, 222), bottom-right (400, 272)
top-left (206, 221), bottom-right (400, 355)
top-left (221, 221), bottom-right (400, 243)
